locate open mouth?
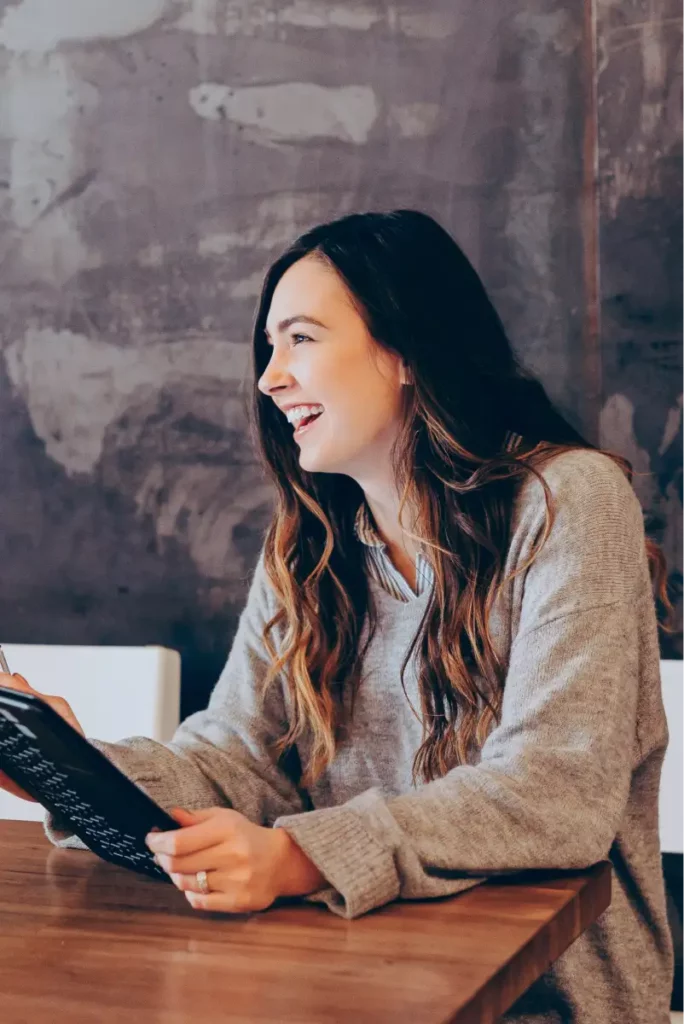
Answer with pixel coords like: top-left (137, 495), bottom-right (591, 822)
top-left (293, 410), bottom-right (323, 438)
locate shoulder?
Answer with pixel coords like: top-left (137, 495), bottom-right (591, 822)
top-left (514, 447), bottom-right (644, 535)
top-left (510, 447), bottom-right (648, 601)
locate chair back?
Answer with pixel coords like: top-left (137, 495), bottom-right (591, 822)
top-left (660, 658), bottom-right (683, 854)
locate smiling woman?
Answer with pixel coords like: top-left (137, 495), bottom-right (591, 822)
top-left (27, 210), bottom-right (675, 1024)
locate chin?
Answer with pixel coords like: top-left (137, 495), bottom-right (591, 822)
top-left (297, 446), bottom-right (344, 476)
top-left (298, 452), bottom-right (330, 474)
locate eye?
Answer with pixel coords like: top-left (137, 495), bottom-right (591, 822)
top-left (291, 333), bottom-right (312, 345)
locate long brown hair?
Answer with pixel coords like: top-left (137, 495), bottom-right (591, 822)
top-left (251, 210), bottom-right (672, 788)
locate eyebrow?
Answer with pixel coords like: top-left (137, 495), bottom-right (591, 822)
top-left (264, 314), bottom-right (328, 340)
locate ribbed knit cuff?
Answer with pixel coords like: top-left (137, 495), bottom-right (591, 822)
top-left (274, 804), bottom-right (400, 919)
top-left (42, 811), bottom-right (89, 850)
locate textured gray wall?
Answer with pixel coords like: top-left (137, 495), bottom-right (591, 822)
top-left (0, 0), bottom-right (681, 715)
top-left (597, 0), bottom-right (682, 655)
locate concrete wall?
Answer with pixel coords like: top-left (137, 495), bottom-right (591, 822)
top-left (597, 0), bottom-right (682, 655)
top-left (0, 0), bottom-right (680, 715)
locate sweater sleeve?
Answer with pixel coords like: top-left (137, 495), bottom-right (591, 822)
top-left (44, 549), bottom-right (307, 849)
top-left (274, 452), bottom-right (650, 919)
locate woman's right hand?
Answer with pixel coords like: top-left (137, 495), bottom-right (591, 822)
top-left (0, 672), bottom-right (85, 802)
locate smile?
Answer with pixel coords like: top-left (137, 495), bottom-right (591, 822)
top-left (283, 403), bottom-right (325, 438)
top-left (293, 410), bottom-right (323, 439)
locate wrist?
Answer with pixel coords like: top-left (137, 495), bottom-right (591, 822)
top-left (273, 827), bottom-right (327, 898)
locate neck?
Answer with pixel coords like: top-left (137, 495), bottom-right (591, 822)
top-left (356, 476), bottom-right (420, 563)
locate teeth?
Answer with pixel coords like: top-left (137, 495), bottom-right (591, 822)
top-left (285, 404), bottom-right (324, 426)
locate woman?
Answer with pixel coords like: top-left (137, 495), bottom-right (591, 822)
top-left (0, 210), bottom-right (674, 1022)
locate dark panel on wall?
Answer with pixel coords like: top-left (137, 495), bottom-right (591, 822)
top-left (0, 1), bottom-right (597, 713)
top-left (596, 0), bottom-right (683, 654)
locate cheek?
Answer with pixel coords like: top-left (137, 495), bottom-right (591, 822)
top-left (323, 387), bottom-right (403, 454)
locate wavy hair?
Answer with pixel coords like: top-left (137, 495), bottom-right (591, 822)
top-left (250, 210), bottom-right (672, 788)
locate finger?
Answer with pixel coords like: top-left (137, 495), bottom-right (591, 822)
top-left (146, 811), bottom-right (227, 856)
top-left (171, 807), bottom-right (218, 824)
top-left (184, 888), bottom-right (254, 914)
top-left (168, 870), bottom-right (219, 893)
top-left (169, 808), bottom-right (201, 826)
top-left (155, 848), bottom-right (223, 875)
top-left (0, 675), bottom-right (82, 733)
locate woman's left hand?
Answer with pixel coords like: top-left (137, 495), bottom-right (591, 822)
top-left (145, 807), bottom-right (326, 913)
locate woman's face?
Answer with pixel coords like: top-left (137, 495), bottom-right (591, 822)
top-left (258, 255), bottom-right (406, 480)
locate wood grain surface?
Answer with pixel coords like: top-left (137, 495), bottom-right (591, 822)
top-left (0, 821), bottom-right (610, 1024)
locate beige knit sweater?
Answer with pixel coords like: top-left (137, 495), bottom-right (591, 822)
top-left (44, 449), bottom-right (674, 1023)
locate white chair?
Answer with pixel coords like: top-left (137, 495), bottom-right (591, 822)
top-left (660, 659), bottom-right (683, 855)
top-left (0, 644), bottom-right (181, 821)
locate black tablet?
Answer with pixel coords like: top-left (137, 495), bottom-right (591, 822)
top-left (0, 685), bottom-right (180, 882)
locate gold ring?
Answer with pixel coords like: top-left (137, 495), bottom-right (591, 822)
top-left (196, 870), bottom-right (210, 895)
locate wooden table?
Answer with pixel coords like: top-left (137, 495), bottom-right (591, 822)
top-left (0, 821), bottom-right (610, 1024)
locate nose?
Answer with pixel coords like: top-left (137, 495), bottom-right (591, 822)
top-left (257, 346), bottom-right (296, 397)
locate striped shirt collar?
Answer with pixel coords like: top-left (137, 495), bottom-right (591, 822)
top-left (353, 502), bottom-right (433, 601)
